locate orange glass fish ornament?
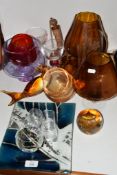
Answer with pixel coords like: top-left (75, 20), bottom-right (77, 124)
top-left (1, 76), bottom-right (43, 106)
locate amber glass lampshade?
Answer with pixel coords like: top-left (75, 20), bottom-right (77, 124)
top-left (73, 51), bottom-right (117, 101)
top-left (61, 11), bottom-right (108, 77)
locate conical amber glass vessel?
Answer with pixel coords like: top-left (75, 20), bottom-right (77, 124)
top-left (61, 12), bottom-right (108, 76)
top-left (73, 51), bottom-right (117, 101)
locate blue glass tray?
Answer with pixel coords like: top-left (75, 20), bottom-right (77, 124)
top-left (0, 101), bottom-right (76, 173)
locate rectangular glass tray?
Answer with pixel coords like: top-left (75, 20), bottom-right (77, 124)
top-left (0, 101), bottom-right (76, 173)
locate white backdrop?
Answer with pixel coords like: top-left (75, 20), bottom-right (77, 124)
top-left (0, 0), bottom-right (117, 174)
top-left (0, 0), bottom-right (117, 50)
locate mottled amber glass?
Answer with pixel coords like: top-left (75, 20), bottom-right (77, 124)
top-left (77, 109), bottom-right (104, 134)
top-left (73, 51), bottom-right (117, 101)
top-left (61, 12), bottom-right (108, 76)
top-left (43, 67), bottom-right (75, 102)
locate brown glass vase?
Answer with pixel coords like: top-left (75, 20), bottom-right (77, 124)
top-left (61, 12), bottom-right (108, 76)
top-left (73, 51), bottom-right (117, 101)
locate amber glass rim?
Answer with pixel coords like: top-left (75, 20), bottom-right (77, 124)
top-left (4, 36), bottom-right (39, 54)
top-left (43, 67), bottom-right (70, 96)
top-left (76, 12), bottom-right (99, 23)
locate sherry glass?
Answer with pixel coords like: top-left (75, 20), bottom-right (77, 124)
top-left (26, 27), bottom-right (48, 45)
top-left (26, 27), bottom-right (48, 57)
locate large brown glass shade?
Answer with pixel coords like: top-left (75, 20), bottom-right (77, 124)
top-left (73, 51), bottom-right (117, 101)
top-left (60, 12), bottom-right (108, 77)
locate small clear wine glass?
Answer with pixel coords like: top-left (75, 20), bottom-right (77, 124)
top-left (26, 27), bottom-right (48, 45)
top-left (43, 38), bottom-right (64, 67)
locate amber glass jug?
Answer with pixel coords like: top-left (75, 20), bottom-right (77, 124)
top-left (61, 12), bottom-right (108, 76)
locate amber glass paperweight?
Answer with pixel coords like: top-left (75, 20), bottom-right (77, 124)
top-left (77, 109), bottom-right (104, 135)
top-left (74, 51), bottom-right (117, 101)
top-left (61, 11), bottom-right (108, 76)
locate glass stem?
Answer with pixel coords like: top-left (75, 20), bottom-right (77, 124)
top-left (54, 102), bottom-right (61, 126)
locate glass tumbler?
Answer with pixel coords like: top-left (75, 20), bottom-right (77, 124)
top-left (43, 110), bottom-right (58, 142)
top-left (15, 127), bottom-right (43, 153)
